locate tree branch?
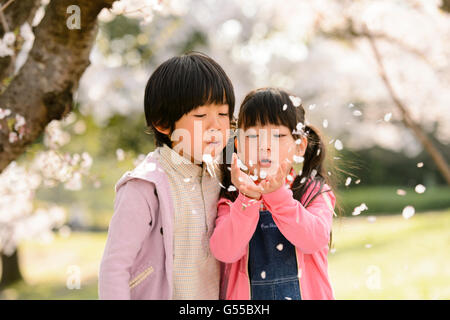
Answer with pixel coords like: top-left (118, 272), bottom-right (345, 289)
top-left (0, 0), bottom-right (115, 173)
top-left (364, 25), bottom-right (450, 185)
top-left (441, 0), bottom-right (450, 13)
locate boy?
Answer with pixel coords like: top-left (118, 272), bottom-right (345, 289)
top-left (98, 52), bottom-right (234, 299)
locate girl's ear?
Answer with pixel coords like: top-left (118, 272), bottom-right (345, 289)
top-left (296, 136), bottom-right (308, 156)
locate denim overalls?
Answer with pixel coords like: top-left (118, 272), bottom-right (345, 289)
top-left (248, 209), bottom-right (302, 300)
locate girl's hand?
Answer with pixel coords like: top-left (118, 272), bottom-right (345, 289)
top-left (230, 153), bottom-right (262, 200)
top-left (259, 159), bottom-right (291, 194)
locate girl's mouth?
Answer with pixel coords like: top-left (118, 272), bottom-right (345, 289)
top-left (259, 158), bottom-right (272, 168)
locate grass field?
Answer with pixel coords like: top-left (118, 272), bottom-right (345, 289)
top-left (1, 208), bottom-right (449, 300)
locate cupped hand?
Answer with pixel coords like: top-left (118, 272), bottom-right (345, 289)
top-left (230, 153), bottom-right (263, 200)
top-left (259, 159), bottom-right (291, 194)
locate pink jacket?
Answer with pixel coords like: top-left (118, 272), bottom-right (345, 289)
top-left (210, 180), bottom-right (336, 300)
top-left (98, 150), bottom-right (176, 299)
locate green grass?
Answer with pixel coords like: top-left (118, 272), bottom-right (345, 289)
top-left (1, 209), bottom-right (449, 300)
top-left (337, 186), bottom-right (450, 215)
top-left (329, 208), bottom-right (450, 299)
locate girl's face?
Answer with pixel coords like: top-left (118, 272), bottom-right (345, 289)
top-left (237, 123), bottom-right (307, 179)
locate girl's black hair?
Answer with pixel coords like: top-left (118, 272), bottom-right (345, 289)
top-left (144, 51), bottom-right (235, 147)
top-left (219, 88), bottom-right (337, 246)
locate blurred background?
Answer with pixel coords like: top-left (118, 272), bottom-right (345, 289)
top-left (0, 0), bottom-right (449, 299)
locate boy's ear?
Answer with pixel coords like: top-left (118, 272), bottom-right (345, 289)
top-left (154, 124), bottom-right (171, 135)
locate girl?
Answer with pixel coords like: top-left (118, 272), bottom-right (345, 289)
top-left (210, 88), bottom-right (337, 300)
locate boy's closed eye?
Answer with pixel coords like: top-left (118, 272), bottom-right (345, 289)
top-left (193, 113), bottom-right (229, 118)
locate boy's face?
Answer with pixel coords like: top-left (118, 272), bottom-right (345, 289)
top-left (159, 103), bottom-right (231, 164)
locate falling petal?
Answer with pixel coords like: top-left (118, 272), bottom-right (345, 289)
top-left (402, 206), bottom-right (415, 219)
top-left (317, 148), bottom-right (321, 156)
top-left (227, 185), bottom-right (237, 192)
top-left (276, 243), bottom-right (284, 251)
top-left (353, 110), bottom-right (362, 116)
top-left (365, 244), bottom-right (372, 249)
top-left (334, 139), bottom-right (343, 150)
top-left (352, 203), bottom-right (368, 216)
top-left (396, 189), bottom-right (407, 196)
top-left (308, 104), bottom-right (316, 110)
top-left (311, 169), bottom-right (317, 179)
top-left (417, 162), bottom-right (424, 168)
top-left (260, 271), bottom-right (266, 279)
top-left (384, 112), bottom-right (392, 122)
top-left (355, 179), bottom-right (361, 184)
top-left (415, 184), bottom-right (426, 194)
top-left (348, 103), bottom-right (354, 108)
top-left (259, 170), bottom-right (267, 179)
top-left (367, 216), bottom-right (376, 223)
top-left (202, 153), bottom-right (213, 163)
top-left (293, 155), bottom-right (304, 163)
top-left (183, 178), bottom-right (190, 183)
top-left (295, 139), bottom-right (302, 145)
top-left (323, 119), bottom-right (328, 128)
top-left (289, 95), bottom-right (302, 107)
top-left (345, 177), bottom-right (352, 186)
top-left (237, 158), bottom-right (248, 171)
top-left (282, 104), bottom-right (288, 111)
top-left (285, 297), bottom-right (292, 300)
top-left (116, 148), bottom-right (125, 161)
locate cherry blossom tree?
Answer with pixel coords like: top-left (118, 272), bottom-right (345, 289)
top-left (0, 0), bottom-right (169, 288)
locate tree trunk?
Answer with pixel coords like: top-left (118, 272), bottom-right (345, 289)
top-left (0, 0), bottom-right (115, 174)
top-left (0, 250), bottom-right (23, 288)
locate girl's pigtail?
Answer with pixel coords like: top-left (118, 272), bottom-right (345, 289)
top-left (292, 125), bottom-right (328, 207)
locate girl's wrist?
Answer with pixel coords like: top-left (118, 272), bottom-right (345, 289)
top-left (239, 191), bottom-right (261, 201)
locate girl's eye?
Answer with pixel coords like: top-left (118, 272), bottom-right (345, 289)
top-left (274, 134), bottom-right (286, 138)
top-left (246, 135), bottom-right (258, 139)
top-left (219, 113), bottom-right (229, 116)
top-left (194, 114), bottom-right (206, 118)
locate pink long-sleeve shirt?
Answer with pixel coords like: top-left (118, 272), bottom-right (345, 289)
top-left (209, 180), bottom-right (336, 300)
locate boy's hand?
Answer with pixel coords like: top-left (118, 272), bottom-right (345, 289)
top-left (259, 159), bottom-right (291, 194)
top-left (230, 153), bottom-right (262, 200)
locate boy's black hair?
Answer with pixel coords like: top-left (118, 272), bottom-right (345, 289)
top-left (144, 51), bottom-right (235, 147)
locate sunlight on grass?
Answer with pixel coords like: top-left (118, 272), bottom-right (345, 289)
top-left (329, 209), bottom-right (450, 299)
top-left (1, 209), bottom-right (449, 299)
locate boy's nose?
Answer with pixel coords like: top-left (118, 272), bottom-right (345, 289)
top-left (207, 115), bottom-right (221, 131)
